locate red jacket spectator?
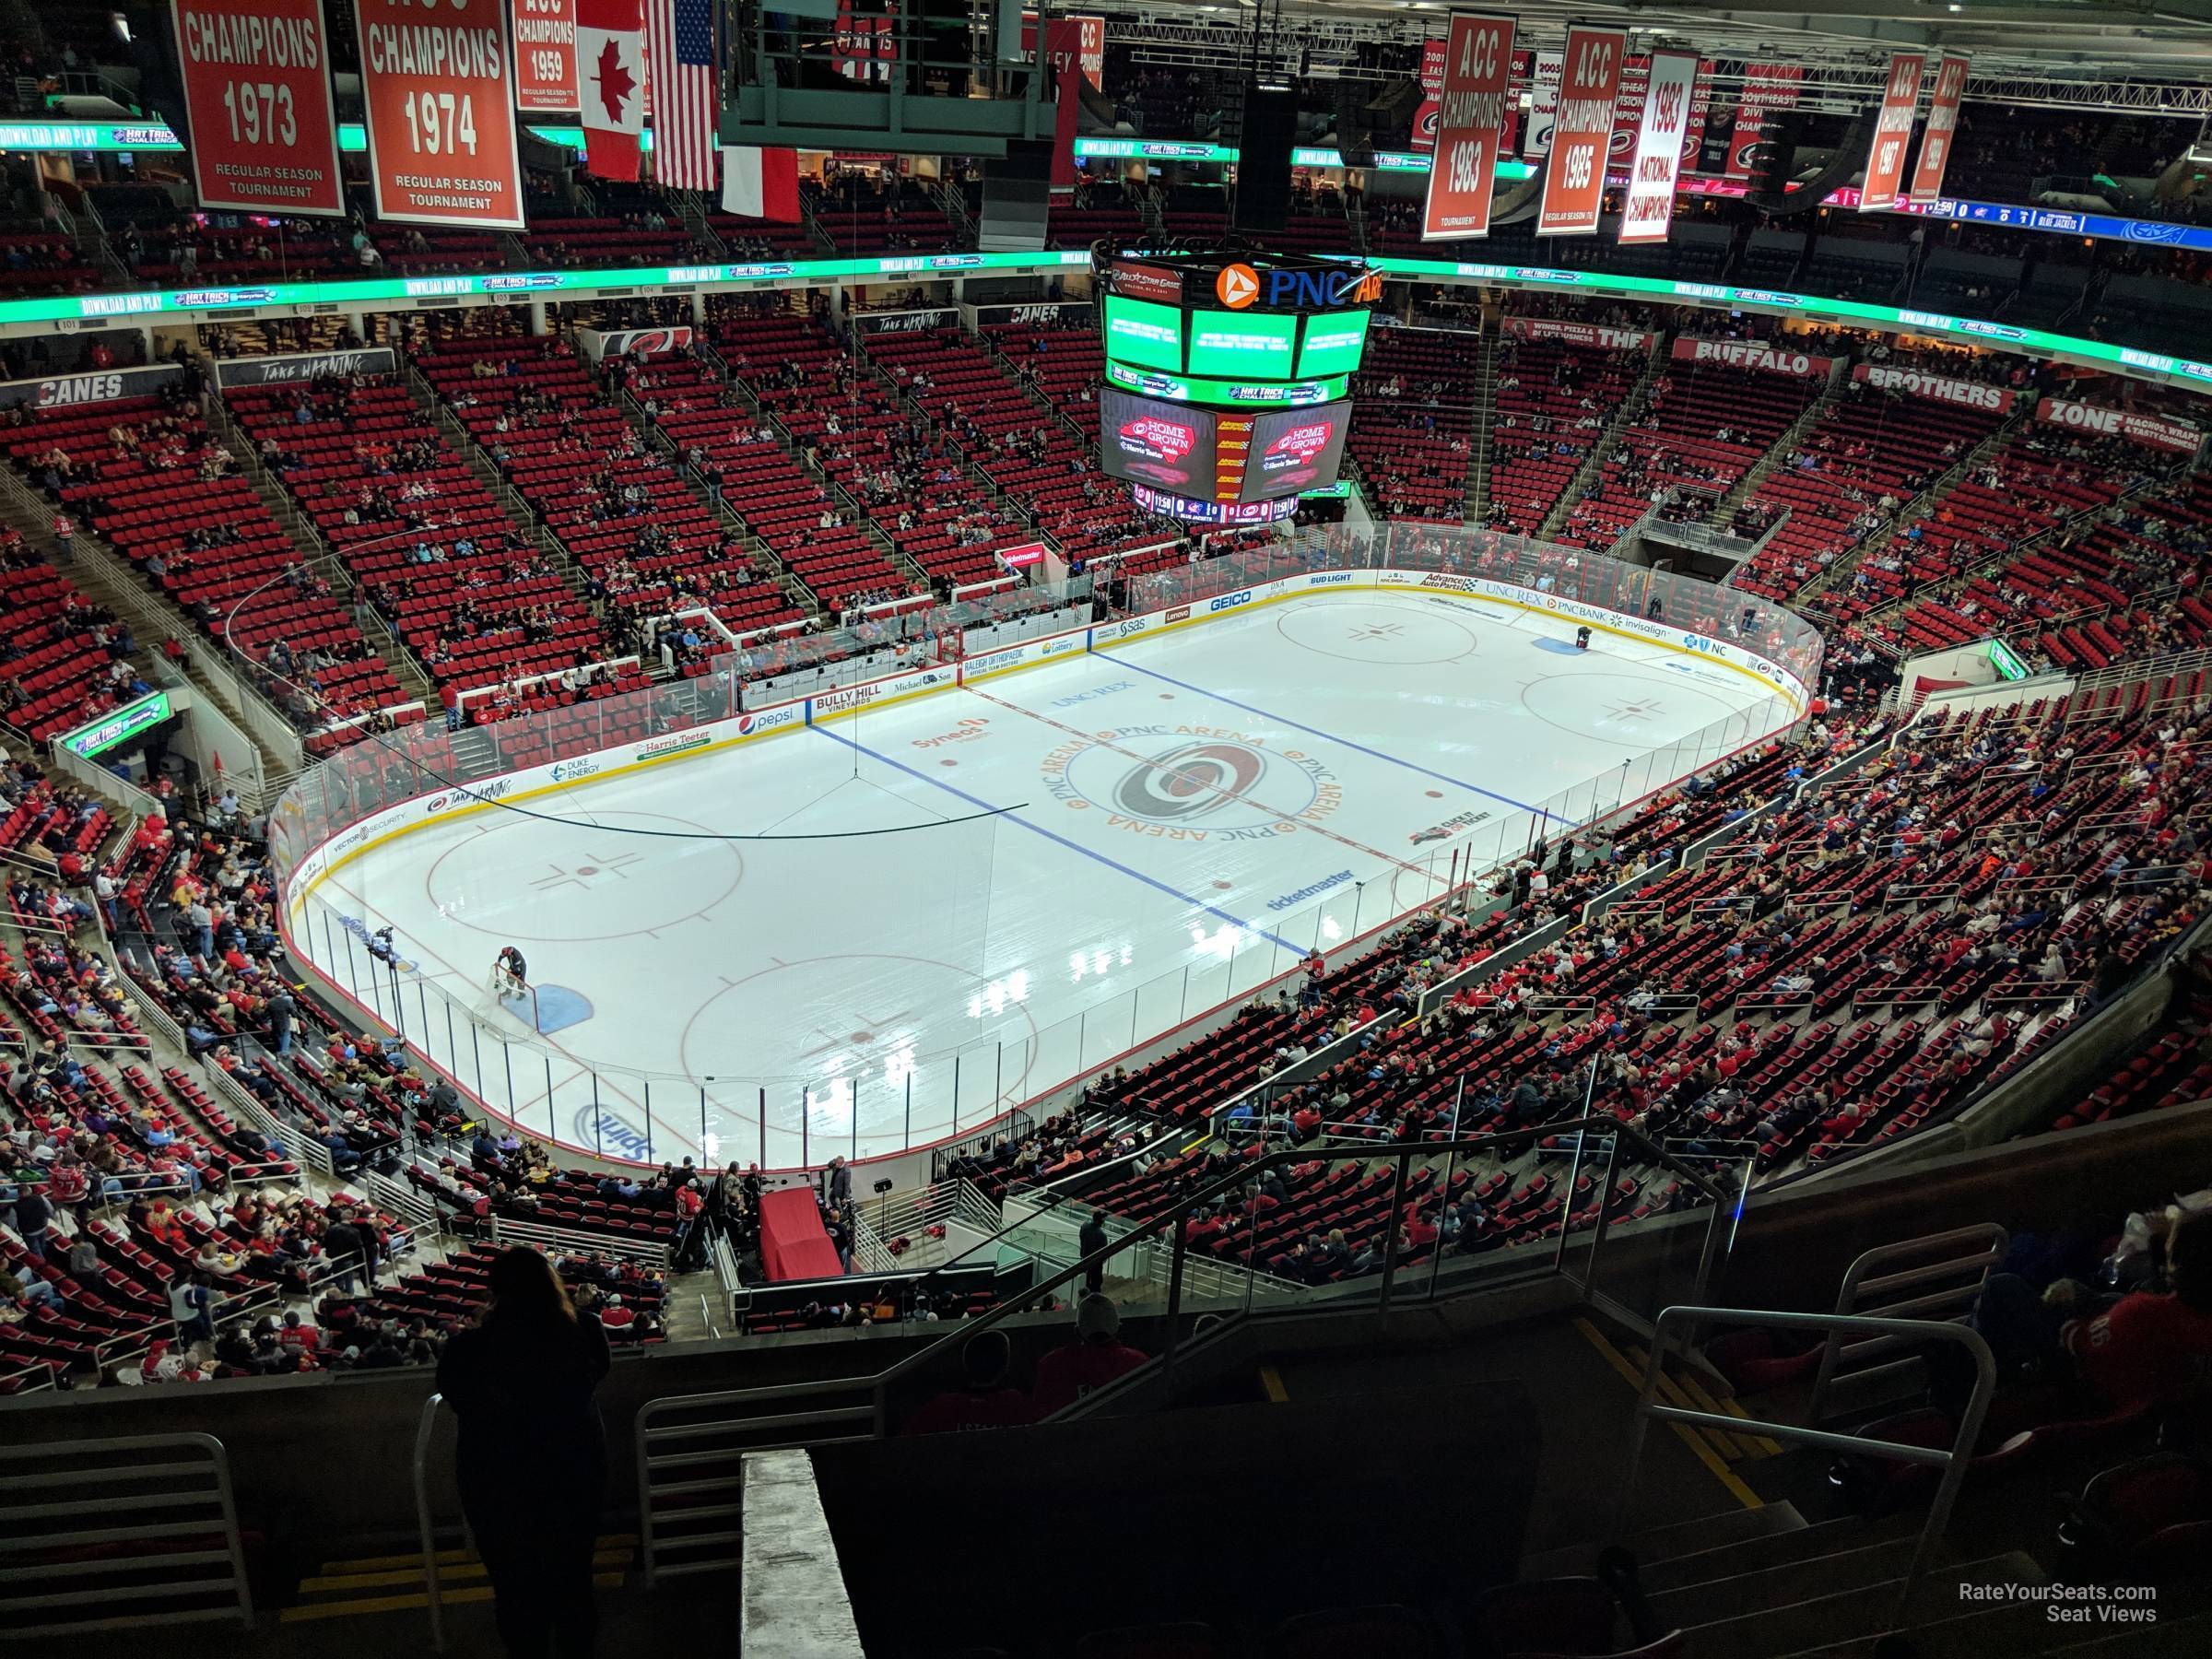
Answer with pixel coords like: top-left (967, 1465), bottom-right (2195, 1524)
top-left (1032, 1296), bottom-right (1148, 1416)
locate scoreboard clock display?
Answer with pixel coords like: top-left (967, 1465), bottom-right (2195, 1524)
top-left (1092, 247), bottom-right (1379, 519)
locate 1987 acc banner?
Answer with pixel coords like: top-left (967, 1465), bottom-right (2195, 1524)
top-left (169, 0), bottom-right (345, 216)
top-left (353, 0), bottom-right (527, 229)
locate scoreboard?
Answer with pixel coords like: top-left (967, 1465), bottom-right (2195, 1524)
top-left (1093, 248), bottom-right (1379, 523)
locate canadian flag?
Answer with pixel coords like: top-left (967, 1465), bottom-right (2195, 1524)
top-left (579, 0), bottom-right (645, 181)
top-left (721, 146), bottom-right (802, 222)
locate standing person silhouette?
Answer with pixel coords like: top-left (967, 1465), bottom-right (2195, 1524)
top-left (437, 1248), bottom-right (611, 1658)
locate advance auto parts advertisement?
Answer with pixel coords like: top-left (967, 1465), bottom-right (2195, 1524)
top-left (1243, 400), bottom-right (1351, 501)
top-left (1100, 389), bottom-right (1218, 492)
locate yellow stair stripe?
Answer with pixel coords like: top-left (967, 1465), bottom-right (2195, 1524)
top-left (1259, 1364), bottom-right (1288, 1404)
top-left (300, 1552), bottom-right (632, 1593)
top-left (1574, 1318), bottom-right (1761, 1512)
top-left (1674, 1368), bottom-right (1783, 1458)
top-left (1626, 1345), bottom-right (1753, 1463)
top-left (280, 1572), bottom-right (625, 1622)
top-left (316, 1535), bottom-right (637, 1575)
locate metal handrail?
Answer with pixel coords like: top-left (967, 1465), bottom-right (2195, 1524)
top-left (633, 1112), bottom-right (1742, 1581)
top-left (1808, 1224), bottom-right (2008, 1421)
top-left (1624, 1307), bottom-right (1996, 1615)
top-left (413, 1392), bottom-right (446, 1653)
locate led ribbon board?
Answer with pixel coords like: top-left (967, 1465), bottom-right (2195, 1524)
top-left (57, 689), bottom-right (174, 759)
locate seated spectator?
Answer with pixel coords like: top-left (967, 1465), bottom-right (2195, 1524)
top-left (1032, 1294), bottom-right (1149, 1416)
top-left (900, 1329), bottom-right (1040, 1434)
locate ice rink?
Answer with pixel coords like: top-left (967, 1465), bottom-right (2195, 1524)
top-left (295, 588), bottom-right (1798, 1167)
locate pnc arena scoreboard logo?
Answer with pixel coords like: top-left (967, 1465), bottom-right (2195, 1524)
top-left (1216, 260), bottom-right (1382, 311)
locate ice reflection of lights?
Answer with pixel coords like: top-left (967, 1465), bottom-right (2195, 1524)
top-left (967, 969), bottom-right (1032, 1019)
top-left (1065, 945), bottom-right (1135, 983)
top-left (1319, 914), bottom-right (1343, 943)
top-left (1190, 921), bottom-right (1245, 959)
top-left (881, 1041), bottom-right (918, 1087)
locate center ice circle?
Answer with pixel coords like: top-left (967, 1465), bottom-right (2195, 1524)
top-left (1060, 734), bottom-right (1320, 830)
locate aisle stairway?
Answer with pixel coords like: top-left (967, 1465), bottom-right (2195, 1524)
top-left (279, 1534), bottom-right (636, 1625)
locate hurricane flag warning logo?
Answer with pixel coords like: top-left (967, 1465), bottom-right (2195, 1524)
top-left (1118, 412), bottom-right (1202, 487)
top-left (1113, 741), bottom-right (1267, 822)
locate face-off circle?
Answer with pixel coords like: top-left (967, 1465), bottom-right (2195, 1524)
top-left (423, 809), bottom-right (745, 941)
top-left (1275, 597), bottom-right (1479, 665)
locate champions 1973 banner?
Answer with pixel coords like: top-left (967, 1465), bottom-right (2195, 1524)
top-left (169, 0), bottom-right (345, 216)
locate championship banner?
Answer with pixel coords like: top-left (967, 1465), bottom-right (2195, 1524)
top-left (1022, 13), bottom-right (1105, 188)
top-left (512, 0), bottom-right (579, 112)
top-left (1618, 52), bottom-right (1697, 245)
top-left (213, 347), bottom-right (396, 386)
top-left (1674, 336), bottom-right (1833, 377)
top-left (1860, 52), bottom-right (1924, 212)
top-left (1605, 54), bottom-right (1710, 171)
top-left (1412, 37), bottom-right (1447, 152)
top-left (1535, 24), bottom-right (1625, 237)
top-left (169, 0), bottom-right (346, 216)
top-left (1726, 61), bottom-right (1804, 181)
top-left (2037, 397), bottom-right (2202, 455)
top-left (1419, 12), bottom-right (1516, 241)
top-left (1908, 54), bottom-right (1970, 206)
top-left (354, 0), bottom-right (527, 229)
top-left (1500, 316), bottom-right (1652, 349)
top-left (1854, 362), bottom-right (2014, 412)
top-left (1522, 50), bottom-right (1560, 158)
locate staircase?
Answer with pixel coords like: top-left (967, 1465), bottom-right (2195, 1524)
top-left (280, 1534), bottom-right (637, 1627)
top-left (1536, 339), bottom-right (1666, 541)
top-left (0, 463), bottom-right (299, 778)
top-left (1533, 1503), bottom-right (2056, 1659)
top-left (1464, 336), bottom-right (1499, 520)
top-left (1794, 407), bottom-right (2027, 616)
top-left (1707, 377), bottom-right (1846, 528)
top-left (624, 338), bottom-right (825, 619)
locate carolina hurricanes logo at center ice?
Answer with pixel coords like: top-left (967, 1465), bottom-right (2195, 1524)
top-left (1113, 742), bottom-right (1268, 821)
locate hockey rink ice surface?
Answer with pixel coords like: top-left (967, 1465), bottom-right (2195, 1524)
top-left (303, 589), bottom-right (1799, 1167)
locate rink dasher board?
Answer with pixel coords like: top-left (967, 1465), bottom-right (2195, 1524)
top-left (277, 569), bottom-right (1812, 924)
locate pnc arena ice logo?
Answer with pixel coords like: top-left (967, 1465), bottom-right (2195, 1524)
top-left (1116, 742), bottom-right (1266, 822)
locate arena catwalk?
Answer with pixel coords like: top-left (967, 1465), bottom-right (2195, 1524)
top-left (307, 588), bottom-right (1797, 1167)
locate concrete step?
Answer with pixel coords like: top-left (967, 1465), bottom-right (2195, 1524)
top-left (1636, 1513), bottom-right (1892, 1595)
top-left (1777, 1599), bottom-right (2059, 1659)
top-left (1518, 1497), bottom-right (1805, 1582)
top-left (1646, 1535), bottom-right (1925, 1626)
top-left (2036, 1610), bottom-right (2212, 1658)
top-left (1685, 1550), bottom-right (2048, 1659)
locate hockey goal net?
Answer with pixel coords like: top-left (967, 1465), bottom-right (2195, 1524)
top-left (489, 965), bottom-right (540, 1031)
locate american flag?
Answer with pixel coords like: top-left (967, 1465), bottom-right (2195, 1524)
top-left (647, 0), bottom-right (719, 190)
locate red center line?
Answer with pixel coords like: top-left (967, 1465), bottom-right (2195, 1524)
top-left (960, 686), bottom-right (1436, 882)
